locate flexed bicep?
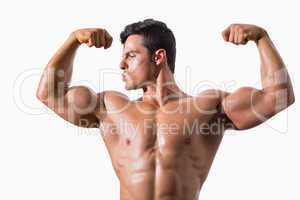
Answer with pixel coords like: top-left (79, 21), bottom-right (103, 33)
top-left (43, 86), bottom-right (107, 128)
top-left (221, 87), bottom-right (275, 130)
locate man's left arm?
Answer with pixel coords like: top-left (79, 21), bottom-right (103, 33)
top-left (220, 24), bottom-right (295, 130)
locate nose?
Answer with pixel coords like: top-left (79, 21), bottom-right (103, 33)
top-left (119, 59), bottom-right (128, 70)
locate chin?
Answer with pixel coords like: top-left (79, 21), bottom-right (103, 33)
top-left (124, 79), bottom-right (144, 90)
top-left (125, 83), bottom-right (136, 90)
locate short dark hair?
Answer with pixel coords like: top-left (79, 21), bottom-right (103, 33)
top-left (120, 19), bottom-right (176, 73)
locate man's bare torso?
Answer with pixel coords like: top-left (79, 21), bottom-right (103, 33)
top-left (36, 22), bottom-right (295, 200)
top-left (97, 91), bottom-right (233, 200)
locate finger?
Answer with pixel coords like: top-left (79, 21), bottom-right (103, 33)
top-left (229, 29), bottom-right (234, 43)
top-left (104, 34), bottom-right (109, 49)
top-left (238, 32), bottom-right (245, 44)
top-left (243, 33), bottom-right (249, 44)
top-left (104, 30), bottom-right (110, 49)
top-left (99, 30), bottom-right (106, 48)
top-left (222, 27), bottom-right (230, 41)
top-left (228, 26), bottom-right (236, 43)
top-left (234, 31), bottom-right (239, 44)
top-left (104, 31), bottom-right (113, 49)
top-left (108, 36), bottom-right (113, 48)
top-left (87, 38), bottom-right (93, 47)
top-left (94, 32), bottom-right (101, 48)
top-left (99, 31), bottom-right (106, 48)
top-left (90, 32), bottom-right (96, 47)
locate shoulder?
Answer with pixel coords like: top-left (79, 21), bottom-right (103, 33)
top-left (96, 90), bottom-right (129, 103)
top-left (195, 89), bottom-right (238, 130)
top-left (196, 89), bottom-right (230, 99)
top-left (99, 90), bottom-right (132, 110)
top-left (192, 89), bottom-right (230, 108)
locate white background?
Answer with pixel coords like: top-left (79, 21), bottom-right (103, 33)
top-left (1, 0), bottom-right (299, 199)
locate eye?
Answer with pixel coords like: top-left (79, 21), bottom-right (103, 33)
top-left (128, 53), bottom-right (136, 58)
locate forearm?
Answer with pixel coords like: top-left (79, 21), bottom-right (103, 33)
top-left (37, 33), bottom-right (80, 101)
top-left (256, 32), bottom-right (295, 108)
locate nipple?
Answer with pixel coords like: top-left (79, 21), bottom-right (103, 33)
top-left (126, 139), bottom-right (131, 146)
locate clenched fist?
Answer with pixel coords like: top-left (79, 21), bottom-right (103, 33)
top-left (72, 28), bottom-right (113, 48)
top-left (222, 24), bottom-right (267, 45)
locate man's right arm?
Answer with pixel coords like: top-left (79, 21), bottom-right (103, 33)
top-left (36, 28), bottom-right (113, 128)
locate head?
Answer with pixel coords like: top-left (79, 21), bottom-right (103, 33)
top-left (120, 19), bottom-right (176, 90)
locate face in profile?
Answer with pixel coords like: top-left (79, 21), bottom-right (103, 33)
top-left (120, 34), bottom-right (157, 90)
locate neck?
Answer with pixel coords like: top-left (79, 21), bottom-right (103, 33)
top-left (142, 66), bottom-right (187, 107)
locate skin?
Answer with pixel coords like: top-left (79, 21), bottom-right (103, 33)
top-left (37, 24), bottom-right (295, 200)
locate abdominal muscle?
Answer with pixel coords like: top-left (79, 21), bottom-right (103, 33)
top-left (115, 147), bottom-right (207, 200)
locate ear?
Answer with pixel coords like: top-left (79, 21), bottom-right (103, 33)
top-left (154, 49), bottom-right (167, 66)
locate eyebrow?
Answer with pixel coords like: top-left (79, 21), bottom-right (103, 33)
top-left (124, 50), bottom-right (139, 56)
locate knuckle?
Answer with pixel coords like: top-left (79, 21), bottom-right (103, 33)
top-left (87, 32), bottom-right (93, 38)
top-left (98, 28), bottom-right (104, 34)
top-left (231, 24), bottom-right (239, 29)
top-left (237, 27), bottom-right (243, 33)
